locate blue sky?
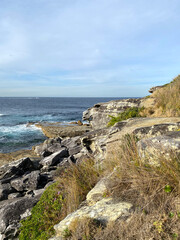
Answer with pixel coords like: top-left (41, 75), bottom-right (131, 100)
top-left (0, 0), bottom-right (180, 97)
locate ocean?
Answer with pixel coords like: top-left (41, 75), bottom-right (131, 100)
top-left (0, 97), bottom-right (123, 153)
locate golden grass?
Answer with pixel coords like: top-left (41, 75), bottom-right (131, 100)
top-left (153, 75), bottom-right (180, 117)
top-left (64, 135), bottom-right (180, 240)
top-left (56, 158), bottom-right (100, 215)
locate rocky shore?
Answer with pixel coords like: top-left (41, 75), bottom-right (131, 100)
top-left (0, 82), bottom-right (180, 239)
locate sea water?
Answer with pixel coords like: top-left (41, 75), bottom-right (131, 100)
top-left (0, 97), bottom-right (123, 153)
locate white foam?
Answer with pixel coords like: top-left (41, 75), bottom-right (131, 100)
top-left (0, 114), bottom-right (5, 116)
top-left (0, 124), bottom-right (41, 134)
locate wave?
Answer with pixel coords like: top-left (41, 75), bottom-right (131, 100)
top-left (0, 114), bottom-right (7, 117)
top-left (0, 123), bottom-right (43, 135)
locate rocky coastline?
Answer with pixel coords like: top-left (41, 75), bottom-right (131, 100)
top-left (0, 81), bottom-right (180, 239)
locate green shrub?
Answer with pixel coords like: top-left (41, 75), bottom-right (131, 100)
top-left (19, 182), bottom-right (64, 240)
top-left (107, 107), bottom-right (143, 126)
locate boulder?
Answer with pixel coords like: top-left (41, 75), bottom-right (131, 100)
top-left (0, 195), bottom-right (41, 239)
top-left (40, 149), bottom-right (69, 167)
top-left (137, 131), bottom-right (180, 163)
top-left (86, 172), bottom-right (117, 205)
top-left (34, 137), bottom-right (62, 156)
top-left (0, 158), bottom-right (35, 181)
top-left (61, 136), bottom-right (82, 156)
top-left (8, 193), bottom-right (22, 200)
top-left (10, 171), bottom-right (40, 192)
top-left (52, 198), bottom-right (133, 238)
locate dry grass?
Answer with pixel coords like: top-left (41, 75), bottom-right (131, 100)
top-left (64, 135), bottom-right (180, 240)
top-left (56, 158), bottom-right (100, 215)
top-left (153, 75), bottom-right (180, 117)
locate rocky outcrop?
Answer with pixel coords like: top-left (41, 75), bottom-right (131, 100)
top-left (1, 93), bottom-right (180, 240)
top-left (36, 122), bottom-right (91, 138)
top-left (80, 117), bottom-right (180, 163)
top-left (148, 85), bottom-right (164, 93)
top-left (83, 98), bottom-right (141, 129)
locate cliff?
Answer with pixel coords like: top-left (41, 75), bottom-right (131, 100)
top-left (0, 76), bottom-right (180, 239)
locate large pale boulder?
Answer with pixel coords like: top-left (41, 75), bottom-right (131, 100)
top-left (51, 198), bottom-right (133, 239)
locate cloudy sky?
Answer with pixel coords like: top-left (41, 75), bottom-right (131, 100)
top-left (0, 0), bottom-right (180, 97)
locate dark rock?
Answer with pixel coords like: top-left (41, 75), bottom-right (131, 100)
top-left (34, 137), bottom-right (62, 156)
top-left (0, 195), bottom-right (41, 239)
top-left (40, 148), bottom-right (69, 167)
top-left (0, 158), bottom-right (35, 180)
top-left (10, 171), bottom-right (40, 192)
top-left (0, 183), bottom-right (15, 201)
top-left (38, 172), bottom-right (54, 188)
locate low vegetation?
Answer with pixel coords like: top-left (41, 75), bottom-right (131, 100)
top-left (19, 159), bottom-right (100, 240)
top-left (107, 107), bottom-right (144, 126)
top-left (63, 135), bottom-right (180, 240)
top-left (152, 75), bottom-right (180, 117)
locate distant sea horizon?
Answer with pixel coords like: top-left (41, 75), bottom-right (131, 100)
top-left (0, 97), bottom-right (134, 153)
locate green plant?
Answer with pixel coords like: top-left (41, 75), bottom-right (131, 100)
top-left (153, 220), bottom-right (163, 233)
top-left (19, 182), bottom-right (64, 240)
top-left (63, 228), bottom-right (72, 238)
top-left (107, 107), bottom-right (143, 126)
top-left (164, 185), bottom-right (172, 193)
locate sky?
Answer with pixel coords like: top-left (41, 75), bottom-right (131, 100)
top-left (0, 0), bottom-right (180, 97)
